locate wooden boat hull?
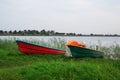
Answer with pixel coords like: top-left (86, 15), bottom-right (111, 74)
top-left (68, 46), bottom-right (104, 58)
top-left (16, 40), bottom-right (66, 55)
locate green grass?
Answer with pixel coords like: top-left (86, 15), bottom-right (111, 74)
top-left (0, 39), bottom-right (120, 80)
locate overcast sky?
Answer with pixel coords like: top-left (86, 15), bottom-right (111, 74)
top-left (0, 0), bottom-right (120, 34)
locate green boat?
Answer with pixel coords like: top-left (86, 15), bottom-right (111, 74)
top-left (68, 45), bottom-right (104, 58)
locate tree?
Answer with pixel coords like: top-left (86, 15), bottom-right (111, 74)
top-left (18, 30), bottom-right (22, 34)
top-left (13, 30), bottom-right (17, 34)
top-left (9, 30), bottom-right (12, 34)
top-left (0, 30), bottom-right (3, 34)
top-left (40, 29), bottom-right (46, 35)
top-left (48, 30), bottom-right (55, 35)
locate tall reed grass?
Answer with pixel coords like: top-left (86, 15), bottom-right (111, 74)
top-left (0, 39), bottom-right (120, 80)
top-left (0, 38), bottom-right (120, 59)
top-left (100, 44), bottom-right (120, 59)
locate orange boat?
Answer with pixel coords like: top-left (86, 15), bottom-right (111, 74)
top-left (16, 40), bottom-right (66, 55)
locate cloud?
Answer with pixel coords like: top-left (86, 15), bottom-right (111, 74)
top-left (0, 0), bottom-right (120, 34)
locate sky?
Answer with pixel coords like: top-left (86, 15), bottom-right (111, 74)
top-left (0, 0), bottom-right (120, 34)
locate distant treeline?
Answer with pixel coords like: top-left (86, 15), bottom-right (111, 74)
top-left (0, 29), bottom-right (120, 36)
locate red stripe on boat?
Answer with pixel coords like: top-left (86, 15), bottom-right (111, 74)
top-left (16, 40), bottom-right (66, 55)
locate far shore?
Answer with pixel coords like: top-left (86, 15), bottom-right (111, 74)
top-left (0, 35), bottom-right (120, 37)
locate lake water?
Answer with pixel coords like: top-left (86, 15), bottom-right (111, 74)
top-left (0, 36), bottom-right (120, 46)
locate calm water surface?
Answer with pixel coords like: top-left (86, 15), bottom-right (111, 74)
top-left (0, 36), bottom-right (120, 46)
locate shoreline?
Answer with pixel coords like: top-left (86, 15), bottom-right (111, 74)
top-left (0, 35), bottom-right (120, 37)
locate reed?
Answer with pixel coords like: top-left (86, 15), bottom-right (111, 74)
top-left (100, 44), bottom-right (120, 59)
top-left (0, 39), bottom-right (120, 80)
top-left (0, 39), bottom-right (120, 59)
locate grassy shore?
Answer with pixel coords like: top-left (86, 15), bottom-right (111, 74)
top-left (0, 39), bottom-right (120, 80)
